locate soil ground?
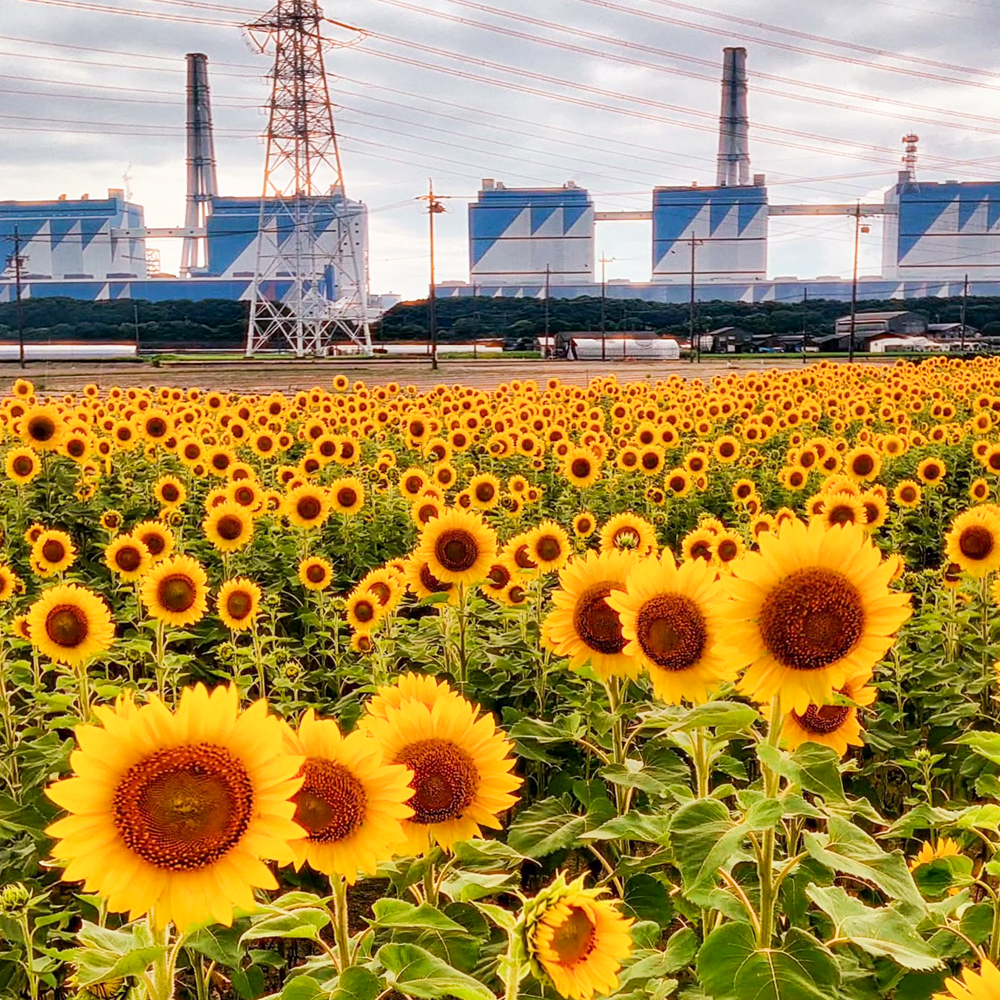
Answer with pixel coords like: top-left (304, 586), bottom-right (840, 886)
top-left (0, 355), bottom-right (897, 394)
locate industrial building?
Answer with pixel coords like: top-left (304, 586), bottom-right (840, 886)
top-left (0, 51), bottom-right (372, 326)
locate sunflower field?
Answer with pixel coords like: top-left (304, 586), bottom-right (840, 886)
top-left (7, 359), bottom-right (1000, 1000)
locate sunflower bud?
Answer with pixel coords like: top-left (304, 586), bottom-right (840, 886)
top-left (0, 882), bottom-right (31, 916)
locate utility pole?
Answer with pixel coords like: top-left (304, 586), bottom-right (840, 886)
top-left (848, 202), bottom-right (860, 363)
top-left (801, 286), bottom-right (808, 363)
top-left (5, 227), bottom-right (27, 369)
top-left (133, 301), bottom-right (141, 355)
top-left (688, 232), bottom-right (699, 363)
top-left (544, 263), bottom-right (550, 351)
top-left (960, 273), bottom-right (969, 353)
top-left (422, 178), bottom-right (446, 371)
top-left (599, 254), bottom-right (614, 361)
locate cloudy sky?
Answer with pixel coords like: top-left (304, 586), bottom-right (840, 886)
top-left (2, 0), bottom-right (998, 298)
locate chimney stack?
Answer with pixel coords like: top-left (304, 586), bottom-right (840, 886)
top-left (716, 47), bottom-right (750, 187)
top-left (181, 53), bottom-right (219, 275)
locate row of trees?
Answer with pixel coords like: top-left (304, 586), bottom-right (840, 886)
top-left (2, 294), bottom-right (1000, 350)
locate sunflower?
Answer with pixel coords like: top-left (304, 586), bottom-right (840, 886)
top-left (283, 484), bottom-right (330, 530)
top-left (140, 554), bottom-right (209, 627)
top-left (844, 446), bottom-right (881, 482)
top-left (772, 674), bottom-right (877, 757)
top-left (713, 435), bottom-right (741, 464)
top-left (970, 478), bottom-right (991, 504)
top-left (364, 671), bottom-right (462, 724)
top-left (153, 475), bottom-right (186, 508)
top-left (204, 502), bottom-right (254, 553)
top-left (932, 959), bottom-right (1000, 1000)
top-left (283, 709), bottom-right (413, 879)
top-left (563, 447), bottom-right (601, 489)
top-left (99, 510), bottom-right (123, 533)
top-left (345, 589), bottom-right (384, 632)
top-left (133, 521), bottom-right (174, 563)
top-left (945, 508), bottom-right (1000, 577)
top-left (599, 513), bottom-right (656, 557)
top-left (523, 872), bottom-right (634, 1000)
top-left (858, 490), bottom-right (889, 532)
top-left (217, 578), bottom-right (262, 631)
top-left (417, 508), bottom-right (497, 587)
top-left (573, 512), bottom-right (596, 538)
top-left (814, 491), bottom-right (866, 530)
top-left (542, 550), bottom-right (641, 680)
top-left (330, 477), bottom-right (365, 515)
top-left (45, 684), bottom-right (303, 930)
top-left (360, 568), bottom-right (404, 614)
top-left (5, 446), bottom-right (41, 484)
top-left (917, 456), bottom-right (946, 486)
top-left (411, 495), bottom-right (444, 528)
top-left (680, 527), bottom-right (715, 563)
top-left (606, 552), bottom-right (734, 704)
top-left (893, 479), bottom-right (922, 508)
top-left (27, 583), bottom-right (114, 666)
top-left (910, 837), bottom-right (962, 873)
top-left (712, 530), bottom-right (745, 571)
top-left (664, 467), bottom-right (692, 498)
top-left (104, 535), bottom-right (152, 583)
top-left (299, 556), bottom-right (333, 591)
top-left (360, 679), bottom-right (521, 854)
top-left (20, 404), bottom-right (65, 451)
top-left (528, 521), bottom-right (572, 572)
top-left (468, 473), bottom-right (501, 510)
top-left (32, 529), bottom-right (77, 577)
top-left (403, 557), bottom-right (458, 605)
top-left (718, 518), bottom-right (912, 713)
top-left (0, 564), bottom-right (20, 602)
top-left (398, 468), bottom-right (429, 499)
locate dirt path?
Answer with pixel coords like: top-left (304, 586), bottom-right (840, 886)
top-left (0, 355), bottom-right (895, 394)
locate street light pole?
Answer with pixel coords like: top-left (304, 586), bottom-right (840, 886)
top-left (600, 254), bottom-right (614, 361)
top-left (688, 232), bottom-right (698, 364)
top-left (425, 179), bottom-right (446, 371)
top-left (5, 227), bottom-right (27, 369)
top-left (848, 201), bottom-right (860, 363)
top-left (960, 272), bottom-right (969, 353)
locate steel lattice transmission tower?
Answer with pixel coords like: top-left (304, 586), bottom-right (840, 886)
top-left (244, 0), bottom-right (372, 357)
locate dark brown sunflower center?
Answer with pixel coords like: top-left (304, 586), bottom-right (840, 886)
top-left (115, 546), bottom-right (142, 573)
top-left (395, 738), bottom-right (479, 825)
top-left (212, 454), bottom-right (231, 471)
top-left (577, 517), bottom-right (593, 533)
top-left (142, 533), bottom-right (166, 556)
top-left (960, 524), bottom-right (994, 561)
top-left (716, 540), bottom-right (740, 563)
top-left (758, 568), bottom-right (864, 672)
top-left (573, 582), bottom-right (627, 656)
top-left (41, 540), bottom-right (66, 564)
top-left (337, 488), bottom-right (358, 508)
top-left (12, 455), bottom-right (34, 476)
top-left (923, 464), bottom-right (941, 481)
top-left (161, 483), bottom-right (180, 503)
top-left (419, 563), bottom-right (453, 593)
top-left (369, 581), bottom-right (392, 605)
top-left (792, 702), bottom-right (852, 735)
top-left (570, 458), bottom-right (592, 479)
top-left (690, 540), bottom-right (712, 561)
top-left (113, 743), bottom-right (253, 871)
top-left (234, 487), bottom-right (254, 506)
top-left (353, 599), bottom-right (376, 623)
top-left (292, 759), bottom-right (367, 843)
top-left (508, 585), bottom-right (527, 604)
top-left (217, 515), bottom-right (244, 541)
top-left (475, 482), bottom-right (495, 502)
top-left (404, 476), bottom-right (423, 494)
top-left (635, 593), bottom-right (706, 671)
top-left (535, 536), bottom-right (563, 563)
top-left (550, 906), bottom-right (597, 966)
top-left (147, 418), bottom-right (167, 437)
top-left (67, 439), bottom-right (86, 457)
top-left (306, 563), bottom-right (327, 584)
top-left (852, 454), bottom-right (874, 476)
top-left (827, 503), bottom-right (857, 526)
top-left (514, 544), bottom-right (537, 570)
top-left (297, 496), bottom-right (321, 521)
top-left (45, 605), bottom-right (89, 648)
top-left (669, 475), bottom-right (686, 492)
top-left (184, 444), bottom-right (200, 460)
top-left (158, 574), bottom-right (197, 613)
top-left (641, 452), bottom-right (660, 470)
top-left (487, 564), bottom-right (511, 588)
top-left (900, 486), bottom-right (916, 502)
top-left (435, 529), bottom-right (478, 573)
top-left (28, 416), bottom-right (55, 442)
top-left (226, 591), bottom-right (253, 621)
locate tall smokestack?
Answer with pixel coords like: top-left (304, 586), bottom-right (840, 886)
top-left (716, 47), bottom-right (750, 187)
top-left (181, 53), bottom-right (219, 275)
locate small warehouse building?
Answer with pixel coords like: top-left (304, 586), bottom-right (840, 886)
top-left (537, 333), bottom-right (680, 360)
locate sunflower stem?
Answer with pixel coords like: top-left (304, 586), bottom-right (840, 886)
top-left (252, 623), bottom-right (266, 698)
top-left (604, 678), bottom-right (627, 816)
top-left (423, 862), bottom-right (438, 907)
top-left (154, 620), bottom-right (168, 700)
top-left (756, 695), bottom-right (784, 949)
top-left (17, 911), bottom-right (38, 1000)
top-left (691, 727), bottom-right (711, 799)
top-left (330, 875), bottom-right (353, 973)
top-left (74, 660), bottom-right (92, 722)
top-left (457, 584), bottom-right (468, 692)
top-left (148, 920), bottom-right (175, 1000)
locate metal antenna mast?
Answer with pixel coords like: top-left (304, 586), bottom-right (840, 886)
top-left (244, 0), bottom-right (371, 357)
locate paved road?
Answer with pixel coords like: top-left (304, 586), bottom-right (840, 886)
top-left (0, 355), bottom-right (896, 394)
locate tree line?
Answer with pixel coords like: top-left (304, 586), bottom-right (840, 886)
top-left (1, 294), bottom-right (1000, 350)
